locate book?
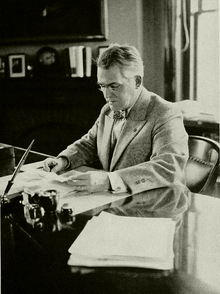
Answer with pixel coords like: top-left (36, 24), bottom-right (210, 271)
top-left (75, 46), bottom-right (84, 78)
top-left (63, 48), bottom-right (71, 77)
top-left (69, 46), bottom-right (77, 77)
top-left (68, 212), bottom-right (176, 270)
top-left (83, 47), bottom-right (92, 77)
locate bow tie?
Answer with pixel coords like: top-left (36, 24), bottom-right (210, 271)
top-left (113, 110), bottom-right (127, 120)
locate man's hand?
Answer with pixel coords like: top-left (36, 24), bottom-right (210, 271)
top-left (68, 171), bottom-right (110, 193)
top-left (43, 157), bottom-right (68, 173)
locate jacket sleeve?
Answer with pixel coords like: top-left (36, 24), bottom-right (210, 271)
top-left (58, 117), bottom-right (100, 169)
top-left (115, 104), bottom-right (189, 194)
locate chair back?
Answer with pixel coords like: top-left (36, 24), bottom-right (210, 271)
top-left (185, 135), bottom-right (219, 195)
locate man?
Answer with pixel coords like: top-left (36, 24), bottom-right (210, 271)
top-left (43, 44), bottom-right (189, 196)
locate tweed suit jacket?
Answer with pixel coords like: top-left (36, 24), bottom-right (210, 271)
top-left (59, 87), bottom-right (189, 195)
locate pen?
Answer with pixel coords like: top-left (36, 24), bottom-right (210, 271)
top-left (1, 139), bottom-right (35, 203)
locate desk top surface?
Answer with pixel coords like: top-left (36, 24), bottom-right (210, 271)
top-left (1, 146), bottom-right (220, 294)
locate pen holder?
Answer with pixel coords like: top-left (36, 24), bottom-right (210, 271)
top-left (22, 189), bottom-right (59, 212)
top-left (24, 203), bottom-right (44, 220)
top-left (37, 189), bottom-right (59, 212)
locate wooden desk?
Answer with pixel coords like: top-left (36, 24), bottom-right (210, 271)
top-left (1, 147), bottom-right (220, 294)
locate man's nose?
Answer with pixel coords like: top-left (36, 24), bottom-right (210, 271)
top-left (103, 87), bottom-right (112, 98)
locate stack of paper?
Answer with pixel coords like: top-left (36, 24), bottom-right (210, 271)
top-left (68, 212), bottom-right (176, 270)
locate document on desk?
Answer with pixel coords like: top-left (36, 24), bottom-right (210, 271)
top-left (0, 169), bottom-right (130, 215)
top-left (0, 168), bottom-right (80, 194)
top-left (68, 212), bottom-right (176, 270)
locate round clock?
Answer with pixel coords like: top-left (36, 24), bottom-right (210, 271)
top-left (37, 46), bottom-right (58, 66)
top-left (35, 46), bottom-right (62, 78)
top-left (39, 50), bottom-right (55, 65)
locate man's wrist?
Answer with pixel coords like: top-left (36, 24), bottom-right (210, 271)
top-left (57, 156), bottom-right (69, 170)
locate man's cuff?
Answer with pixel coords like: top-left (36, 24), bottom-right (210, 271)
top-left (57, 156), bottom-right (70, 170)
top-left (107, 172), bottom-right (128, 193)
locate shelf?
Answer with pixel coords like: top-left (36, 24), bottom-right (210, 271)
top-left (0, 76), bottom-right (98, 90)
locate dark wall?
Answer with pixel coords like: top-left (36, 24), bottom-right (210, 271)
top-left (0, 0), bottom-right (145, 155)
top-left (0, 78), bottom-right (105, 156)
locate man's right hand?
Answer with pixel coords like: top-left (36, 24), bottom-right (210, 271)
top-left (43, 157), bottom-right (68, 173)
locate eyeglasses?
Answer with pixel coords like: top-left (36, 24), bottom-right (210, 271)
top-left (97, 76), bottom-right (138, 93)
top-left (98, 83), bottom-right (122, 92)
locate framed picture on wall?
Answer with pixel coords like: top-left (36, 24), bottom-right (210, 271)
top-left (0, 56), bottom-right (6, 78)
top-left (8, 54), bottom-right (26, 78)
top-left (0, 0), bottom-right (108, 44)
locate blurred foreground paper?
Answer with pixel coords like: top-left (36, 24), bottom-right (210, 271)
top-left (68, 212), bottom-right (176, 270)
top-left (0, 169), bottom-right (130, 216)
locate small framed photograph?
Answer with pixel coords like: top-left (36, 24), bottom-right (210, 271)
top-left (0, 56), bottom-right (5, 78)
top-left (8, 54), bottom-right (26, 78)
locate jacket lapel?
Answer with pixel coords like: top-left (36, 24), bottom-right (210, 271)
top-left (110, 88), bottom-right (151, 171)
top-left (99, 112), bottom-right (114, 170)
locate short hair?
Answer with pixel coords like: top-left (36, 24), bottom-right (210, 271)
top-left (97, 43), bottom-right (144, 78)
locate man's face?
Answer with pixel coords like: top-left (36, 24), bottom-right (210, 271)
top-left (97, 65), bottom-right (137, 111)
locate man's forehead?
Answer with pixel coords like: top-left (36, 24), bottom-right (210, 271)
top-left (97, 66), bottom-right (124, 83)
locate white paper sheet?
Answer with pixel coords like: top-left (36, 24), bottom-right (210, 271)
top-left (68, 212), bottom-right (176, 270)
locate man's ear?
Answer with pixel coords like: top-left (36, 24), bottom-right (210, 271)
top-left (135, 75), bottom-right (142, 88)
